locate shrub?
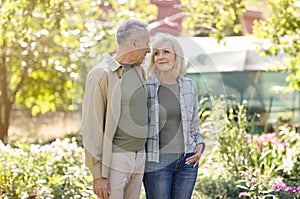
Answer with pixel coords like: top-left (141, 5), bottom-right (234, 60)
top-left (194, 177), bottom-right (239, 199)
top-left (0, 137), bottom-right (95, 199)
top-left (197, 98), bottom-right (300, 198)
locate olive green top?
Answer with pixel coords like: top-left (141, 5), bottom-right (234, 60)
top-left (158, 82), bottom-right (184, 153)
top-left (112, 63), bottom-right (148, 152)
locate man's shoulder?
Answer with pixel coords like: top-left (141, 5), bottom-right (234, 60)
top-left (87, 61), bottom-right (109, 77)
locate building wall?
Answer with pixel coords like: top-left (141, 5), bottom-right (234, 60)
top-left (150, 0), bottom-right (183, 36)
top-left (150, 0), bottom-right (263, 35)
top-left (242, 9), bottom-right (263, 34)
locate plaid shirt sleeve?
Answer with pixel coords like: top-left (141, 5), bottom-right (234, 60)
top-left (180, 78), bottom-right (205, 153)
top-left (145, 77), bottom-right (160, 162)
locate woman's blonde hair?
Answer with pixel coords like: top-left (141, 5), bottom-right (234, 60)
top-left (146, 33), bottom-right (186, 77)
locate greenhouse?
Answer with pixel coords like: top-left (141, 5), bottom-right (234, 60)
top-left (176, 36), bottom-right (300, 132)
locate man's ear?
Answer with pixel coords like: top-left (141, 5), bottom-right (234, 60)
top-left (132, 38), bottom-right (137, 48)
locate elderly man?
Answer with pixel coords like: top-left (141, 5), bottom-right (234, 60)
top-left (80, 19), bottom-right (150, 199)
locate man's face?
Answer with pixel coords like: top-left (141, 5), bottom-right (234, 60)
top-left (132, 32), bottom-right (151, 65)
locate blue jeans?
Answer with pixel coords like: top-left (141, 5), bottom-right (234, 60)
top-left (143, 153), bottom-right (198, 199)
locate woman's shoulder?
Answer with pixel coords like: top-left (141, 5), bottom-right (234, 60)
top-left (180, 76), bottom-right (197, 87)
top-left (146, 74), bottom-right (159, 84)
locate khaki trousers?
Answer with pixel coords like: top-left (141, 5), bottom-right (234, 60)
top-left (108, 150), bottom-right (145, 199)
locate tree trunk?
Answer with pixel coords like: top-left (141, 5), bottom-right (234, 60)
top-left (0, 49), bottom-right (11, 144)
top-left (0, 104), bottom-right (10, 144)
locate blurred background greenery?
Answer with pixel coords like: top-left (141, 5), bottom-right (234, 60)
top-left (0, 0), bottom-right (299, 143)
top-left (0, 0), bottom-right (299, 198)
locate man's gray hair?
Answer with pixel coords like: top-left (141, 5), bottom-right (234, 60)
top-left (116, 19), bottom-right (148, 45)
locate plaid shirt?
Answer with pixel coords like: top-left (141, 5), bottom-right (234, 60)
top-left (146, 74), bottom-right (205, 162)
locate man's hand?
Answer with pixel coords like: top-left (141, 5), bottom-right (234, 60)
top-left (93, 177), bottom-right (110, 199)
top-left (185, 143), bottom-right (204, 167)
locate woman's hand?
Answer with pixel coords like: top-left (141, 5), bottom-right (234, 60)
top-left (185, 143), bottom-right (204, 167)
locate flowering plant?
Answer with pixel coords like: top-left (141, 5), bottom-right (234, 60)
top-left (272, 180), bottom-right (300, 198)
top-left (237, 168), bottom-right (275, 199)
top-left (238, 178), bottom-right (300, 199)
top-left (197, 99), bottom-right (300, 198)
top-left (0, 136), bottom-right (95, 199)
top-left (237, 126), bottom-right (300, 199)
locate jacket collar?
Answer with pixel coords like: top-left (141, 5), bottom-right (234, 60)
top-left (104, 53), bottom-right (122, 72)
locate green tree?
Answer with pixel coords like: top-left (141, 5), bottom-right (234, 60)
top-left (0, 0), bottom-right (157, 143)
top-left (181, 0), bottom-right (246, 40)
top-left (252, 0), bottom-right (300, 92)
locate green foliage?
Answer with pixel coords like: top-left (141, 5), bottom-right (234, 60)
top-left (0, 0), bottom-right (157, 115)
top-left (238, 168), bottom-right (300, 199)
top-left (181, 0), bottom-right (245, 40)
top-left (245, 127), bottom-right (300, 182)
top-left (194, 177), bottom-right (239, 199)
top-left (0, 136), bottom-right (95, 199)
top-left (1, 0), bottom-right (96, 115)
top-left (0, 0), bottom-right (157, 141)
top-left (196, 98), bottom-right (300, 198)
top-left (1, 99), bottom-right (299, 198)
top-left (216, 101), bottom-right (251, 180)
top-left (253, 0), bottom-right (300, 91)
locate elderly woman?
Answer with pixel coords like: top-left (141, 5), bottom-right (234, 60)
top-left (143, 33), bottom-right (205, 199)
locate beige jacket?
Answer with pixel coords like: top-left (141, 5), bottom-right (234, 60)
top-left (80, 54), bottom-right (146, 178)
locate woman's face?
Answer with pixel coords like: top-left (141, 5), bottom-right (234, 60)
top-left (153, 41), bottom-right (176, 72)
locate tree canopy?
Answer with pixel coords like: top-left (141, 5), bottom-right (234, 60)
top-left (0, 0), bottom-right (157, 142)
top-left (1, 0), bottom-right (299, 142)
top-left (252, 0), bottom-right (300, 92)
top-left (181, 0), bottom-right (245, 39)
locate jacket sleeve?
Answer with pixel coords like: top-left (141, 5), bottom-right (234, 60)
top-left (80, 67), bottom-right (108, 179)
top-left (85, 149), bottom-right (102, 179)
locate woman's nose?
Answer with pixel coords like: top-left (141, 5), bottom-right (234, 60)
top-left (158, 52), bottom-right (164, 59)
